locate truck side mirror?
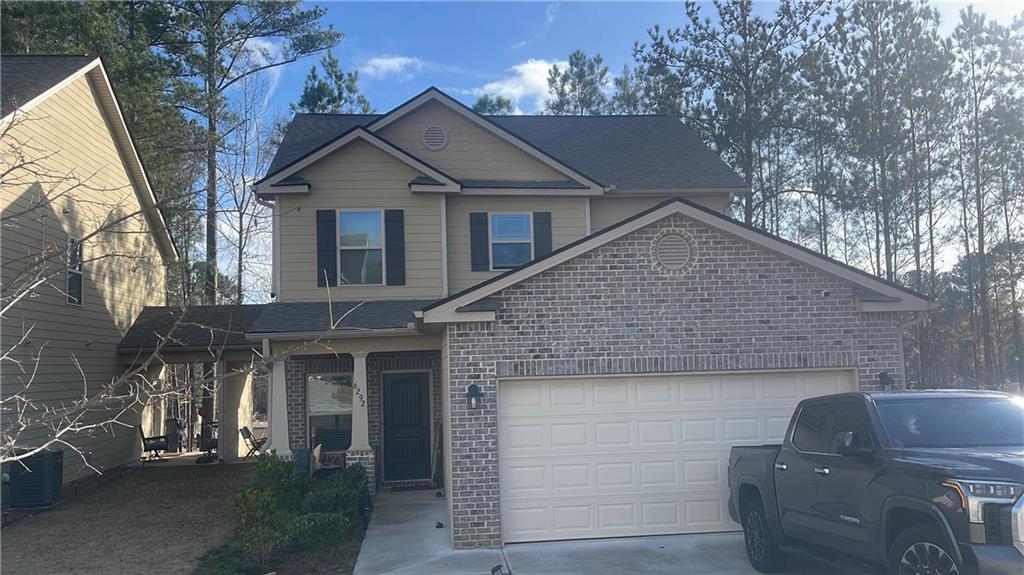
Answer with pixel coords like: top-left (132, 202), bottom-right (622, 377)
top-left (833, 431), bottom-right (873, 456)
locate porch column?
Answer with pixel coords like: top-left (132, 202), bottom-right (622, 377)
top-left (215, 360), bottom-right (227, 460)
top-left (347, 351), bottom-right (376, 495)
top-left (349, 351), bottom-right (370, 450)
top-left (268, 356), bottom-right (291, 457)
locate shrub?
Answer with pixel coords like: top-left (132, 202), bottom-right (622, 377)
top-left (197, 456), bottom-right (371, 575)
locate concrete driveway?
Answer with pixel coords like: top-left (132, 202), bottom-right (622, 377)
top-left (355, 490), bottom-right (860, 575)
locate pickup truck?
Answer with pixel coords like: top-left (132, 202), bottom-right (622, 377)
top-left (728, 390), bottom-right (1024, 575)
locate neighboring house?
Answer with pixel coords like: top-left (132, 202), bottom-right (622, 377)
top-left (1, 55), bottom-right (177, 482)
top-left (122, 87), bottom-right (929, 549)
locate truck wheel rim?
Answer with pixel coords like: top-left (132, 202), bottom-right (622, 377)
top-left (899, 541), bottom-right (959, 575)
top-left (745, 510), bottom-right (765, 561)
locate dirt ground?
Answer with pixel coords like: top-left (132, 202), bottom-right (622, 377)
top-left (1, 463), bottom-right (252, 575)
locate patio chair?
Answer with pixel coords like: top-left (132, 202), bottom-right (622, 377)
top-left (138, 425), bottom-right (169, 462)
top-left (239, 426), bottom-right (267, 459)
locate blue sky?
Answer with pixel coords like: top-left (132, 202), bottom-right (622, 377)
top-left (263, 1), bottom-right (1022, 116)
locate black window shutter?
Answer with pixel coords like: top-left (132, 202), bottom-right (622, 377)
top-left (470, 212), bottom-right (489, 271)
top-left (315, 209), bottom-right (337, 286)
top-left (533, 211), bottom-right (552, 257)
top-left (385, 209), bottom-right (406, 286)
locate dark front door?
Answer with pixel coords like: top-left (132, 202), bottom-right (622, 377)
top-left (383, 372), bottom-right (431, 481)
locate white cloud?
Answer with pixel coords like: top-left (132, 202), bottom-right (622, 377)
top-left (511, 2), bottom-right (560, 51)
top-left (544, 2), bottom-right (559, 26)
top-left (359, 55), bottom-right (424, 81)
top-left (239, 37), bottom-right (284, 103)
top-left (472, 59), bottom-right (566, 114)
top-left (933, 1), bottom-right (1022, 34)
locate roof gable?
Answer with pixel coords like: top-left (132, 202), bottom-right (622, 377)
top-left (419, 198), bottom-right (930, 323)
top-left (1, 55), bottom-right (178, 262)
top-left (366, 88), bottom-right (604, 191)
top-left (254, 126), bottom-right (460, 195)
top-left (374, 99), bottom-right (580, 186)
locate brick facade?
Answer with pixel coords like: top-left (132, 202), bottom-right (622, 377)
top-left (284, 351), bottom-right (442, 487)
top-left (445, 212), bottom-right (909, 548)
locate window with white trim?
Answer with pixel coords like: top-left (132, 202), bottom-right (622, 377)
top-left (338, 210), bottom-right (384, 284)
top-left (308, 373), bottom-right (354, 452)
top-left (490, 213), bottom-right (533, 270)
top-left (66, 238), bottom-right (83, 305)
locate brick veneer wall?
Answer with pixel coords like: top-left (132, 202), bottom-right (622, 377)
top-left (284, 351), bottom-right (442, 485)
top-left (445, 212), bottom-right (910, 548)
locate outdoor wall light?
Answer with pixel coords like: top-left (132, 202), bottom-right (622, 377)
top-left (467, 384), bottom-right (482, 409)
top-left (878, 370), bottom-right (895, 389)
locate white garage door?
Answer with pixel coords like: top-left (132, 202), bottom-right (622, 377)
top-left (498, 370), bottom-right (855, 543)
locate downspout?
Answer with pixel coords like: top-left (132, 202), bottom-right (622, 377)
top-left (256, 194), bottom-right (279, 300)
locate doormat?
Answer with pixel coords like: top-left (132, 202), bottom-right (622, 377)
top-left (389, 485), bottom-right (435, 493)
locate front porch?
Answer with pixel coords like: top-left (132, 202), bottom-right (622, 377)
top-left (265, 345), bottom-right (444, 494)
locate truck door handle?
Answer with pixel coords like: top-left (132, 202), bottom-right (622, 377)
top-left (814, 466), bottom-right (830, 476)
top-left (774, 463), bottom-right (788, 472)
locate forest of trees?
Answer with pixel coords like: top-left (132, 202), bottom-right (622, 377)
top-left (3, 0), bottom-right (1021, 390)
top-left (533, 1), bottom-right (1023, 391)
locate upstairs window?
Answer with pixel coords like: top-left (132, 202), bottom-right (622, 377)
top-left (339, 210), bottom-right (383, 285)
top-left (490, 213), bottom-right (533, 270)
top-left (66, 238), bottom-right (83, 305)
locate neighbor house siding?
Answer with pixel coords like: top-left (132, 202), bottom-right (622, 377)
top-left (446, 196), bottom-right (588, 293)
top-left (276, 140), bottom-right (444, 301)
top-left (589, 195), bottom-right (731, 232)
top-left (443, 212), bottom-right (906, 548)
top-left (376, 101), bottom-right (568, 182)
top-left (0, 73), bottom-right (166, 482)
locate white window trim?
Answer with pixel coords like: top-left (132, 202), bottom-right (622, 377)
top-left (307, 372), bottom-right (355, 451)
top-left (66, 237), bottom-right (83, 307)
top-left (489, 212), bottom-right (534, 271)
top-left (337, 209), bottom-right (387, 286)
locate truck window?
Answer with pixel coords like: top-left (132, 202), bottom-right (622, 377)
top-left (876, 396), bottom-right (1024, 448)
top-left (824, 401), bottom-right (874, 453)
top-left (792, 403), bottom-right (829, 453)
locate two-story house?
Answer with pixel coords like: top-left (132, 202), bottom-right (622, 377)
top-left (1, 55), bottom-right (177, 483)
top-left (125, 87), bottom-right (929, 550)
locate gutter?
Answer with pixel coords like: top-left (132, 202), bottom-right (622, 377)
top-left (244, 327), bottom-right (421, 342)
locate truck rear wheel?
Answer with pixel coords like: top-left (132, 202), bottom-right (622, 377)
top-left (887, 524), bottom-right (961, 575)
top-left (742, 498), bottom-right (784, 573)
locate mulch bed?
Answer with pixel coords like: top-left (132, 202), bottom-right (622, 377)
top-left (1, 463), bottom-right (252, 575)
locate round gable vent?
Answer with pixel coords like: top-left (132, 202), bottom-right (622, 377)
top-left (422, 125), bottom-right (448, 150)
top-left (655, 233), bottom-right (692, 271)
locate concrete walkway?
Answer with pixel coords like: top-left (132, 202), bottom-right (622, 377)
top-left (354, 489), bottom-right (506, 575)
top-left (355, 489), bottom-right (854, 575)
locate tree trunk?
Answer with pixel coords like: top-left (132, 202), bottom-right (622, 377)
top-left (204, 23), bottom-right (218, 306)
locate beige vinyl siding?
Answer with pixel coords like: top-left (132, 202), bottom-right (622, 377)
top-left (377, 101), bottom-right (568, 182)
top-left (277, 140), bottom-right (444, 301)
top-left (590, 195), bottom-right (731, 231)
top-left (446, 196), bottom-right (588, 292)
top-left (0, 73), bottom-right (166, 482)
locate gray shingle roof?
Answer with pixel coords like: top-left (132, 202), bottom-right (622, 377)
top-left (1, 55), bottom-right (96, 117)
top-left (266, 112), bottom-right (746, 192)
top-left (248, 300), bottom-right (432, 335)
top-left (119, 305), bottom-right (265, 352)
top-left (120, 300), bottom-right (435, 351)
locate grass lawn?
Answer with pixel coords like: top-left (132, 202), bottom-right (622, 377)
top-left (1, 463), bottom-right (252, 575)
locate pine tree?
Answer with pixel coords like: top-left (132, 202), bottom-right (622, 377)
top-left (292, 50), bottom-right (373, 114)
top-left (167, 1), bottom-right (339, 305)
top-left (472, 94), bottom-right (514, 114)
top-left (544, 49), bottom-right (610, 115)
